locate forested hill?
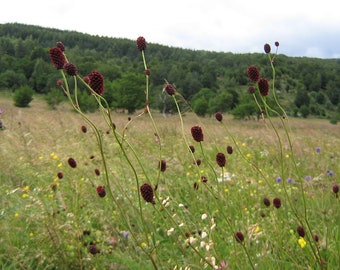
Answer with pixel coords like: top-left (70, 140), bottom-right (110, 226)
top-left (1, 22), bottom-right (340, 120)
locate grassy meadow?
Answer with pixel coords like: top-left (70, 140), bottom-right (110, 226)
top-left (0, 93), bottom-right (339, 269)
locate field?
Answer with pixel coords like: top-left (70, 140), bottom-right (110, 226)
top-left (0, 94), bottom-right (339, 270)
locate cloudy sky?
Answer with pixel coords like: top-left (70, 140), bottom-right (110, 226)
top-left (1, 0), bottom-right (340, 58)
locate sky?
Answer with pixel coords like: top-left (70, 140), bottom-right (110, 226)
top-left (1, 0), bottom-right (340, 59)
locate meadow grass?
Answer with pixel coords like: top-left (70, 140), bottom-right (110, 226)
top-left (0, 95), bottom-right (339, 270)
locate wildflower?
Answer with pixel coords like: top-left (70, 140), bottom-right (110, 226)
top-left (89, 244), bottom-right (100, 255)
top-left (164, 83), bottom-right (175, 95)
top-left (215, 112), bottom-right (223, 122)
top-left (67, 157), bottom-right (77, 168)
top-left (167, 227), bottom-right (175, 236)
top-left (57, 172), bottom-right (63, 179)
top-left (193, 182), bottom-right (199, 190)
top-left (140, 183), bottom-right (155, 204)
top-left (333, 184), bottom-right (339, 197)
top-left (145, 69), bottom-right (151, 75)
top-left (136, 36), bottom-right (146, 51)
top-left (201, 176), bottom-right (208, 183)
top-left (158, 160), bottom-right (166, 172)
top-left (216, 152), bottom-right (226, 167)
top-left (263, 198), bottom-right (270, 207)
top-left (88, 70), bottom-right (104, 96)
top-left (273, 197), bottom-right (281, 209)
top-left (122, 231), bottom-right (129, 238)
top-left (235, 231), bottom-right (244, 243)
top-left (298, 237), bottom-right (306, 248)
top-left (275, 41), bottom-right (280, 47)
top-left (297, 226), bottom-right (305, 238)
top-left (57, 80), bottom-right (63, 86)
top-left (287, 178), bottom-right (293, 183)
top-left (56, 41), bottom-right (65, 52)
top-left (49, 47), bottom-right (66, 69)
top-left (248, 86), bottom-right (255, 94)
top-left (194, 159), bottom-right (202, 166)
top-left (64, 62), bottom-right (78, 76)
top-left (94, 168), bottom-right (100, 176)
top-left (305, 175), bottom-right (312, 181)
top-left (313, 234), bottom-right (319, 242)
top-left (264, 43), bottom-right (271, 53)
top-left (327, 170), bottom-right (334, 176)
top-left (96, 186), bottom-right (106, 197)
top-left (247, 65), bottom-right (260, 82)
top-left (226, 145), bottom-right (233, 154)
top-left (81, 125), bottom-right (87, 133)
top-left (201, 213), bottom-right (208, 220)
top-left (189, 145), bottom-right (195, 153)
top-left (315, 147), bottom-right (321, 153)
top-left (191, 126), bottom-right (204, 142)
top-left (258, 78), bottom-right (269, 96)
top-left (276, 177), bottom-right (282, 183)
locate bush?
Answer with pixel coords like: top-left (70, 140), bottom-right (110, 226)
top-left (13, 86), bottom-right (34, 107)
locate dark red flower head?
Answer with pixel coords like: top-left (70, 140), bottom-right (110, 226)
top-left (56, 41), bottom-right (65, 52)
top-left (49, 47), bottom-right (66, 69)
top-left (248, 86), bottom-right (255, 94)
top-left (216, 152), bottom-right (226, 167)
top-left (136, 36), bottom-right (147, 51)
top-left (89, 244), bottom-right (100, 255)
top-left (158, 160), bottom-right (166, 172)
top-left (297, 226), bottom-right (305, 238)
top-left (68, 157), bottom-right (77, 168)
top-left (64, 62), bottom-right (78, 76)
top-left (57, 172), bottom-right (63, 179)
top-left (258, 78), bottom-right (269, 96)
top-left (263, 198), bottom-right (270, 207)
top-left (215, 112), bottom-right (223, 122)
top-left (264, 43), bottom-right (271, 54)
top-left (247, 65), bottom-right (260, 82)
top-left (235, 231), bottom-right (244, 243)
top-left (88, 70), bottom-right (104, 96)
top-left (333, 184), bottom-right (339, 194)
top-left (96, 186), bottom-right (106, 197)
top-left (226, 145), bottom-right (233, 155)
top-left (81, 125), bottom-right (87, 133)
top-left (94, 168), bottom-right (100, 176)
top-left (140, 183), bottom-right (155, 204)
top-left (275, 41), bottom-right (280, 47)
top-left (145, 69), bottom-right (151, 76)
top-left (273, 197), bottom-right (281, 209)
top-left (164, 83), bottom-right (175, 95)
top-left (191, 126), bottom-right (204, 142)
top-left (189, 145), bottom-right (195, 153)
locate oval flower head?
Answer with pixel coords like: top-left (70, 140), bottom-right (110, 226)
top-left (191, 126), bottom-right (204, 142)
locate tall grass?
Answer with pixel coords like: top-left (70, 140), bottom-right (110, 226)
top-left (0, 40), bottom-right (339, 270)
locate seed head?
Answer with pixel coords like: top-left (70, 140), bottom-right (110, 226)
top-left (49, 47), bottom-right (66, 69)
top-left (64, 62), bottom-right (78, 76)
top-left (67, 157), bottom-right (77, 168)
top-left (96, 186), bottom-right (106, 197)
top-left (189, 145), bottom-right (195, 153)
top-left (215, 112), bottom-right (223, 122)
top-left (235, 231), bottom-right (244, 243)
top-left (258, 78), bottom-right (269, 96)
top-left (194, 159), bottom-right (202, 166)
top-left (247, 65), bottom-right (260, 82)
top-left (297, 226), bottom-right (305, 238)
top-left (136, 36), bottom-right (147, 51)
top-left (88, 70), bottom-right (104, 96)
top-left (145, 69), bottom-right (151, 76)
top-left (264, 43), bottom-right (271, 53)
top-left (273, 197), bottom-right (281, 209)
top-left (94, 168), bottom-right (100, 176)
top-left (191, 126), bottom-right (204, 142)
top-left (216, 152), bottom-right (226, 167)
top-left (140, 183), bottom-right (155, 204)
top-left (81, 125), bottom-right (87, 133)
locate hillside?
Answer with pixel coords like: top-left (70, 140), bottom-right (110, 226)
top-left (0, 22), bottom-right (340, 120)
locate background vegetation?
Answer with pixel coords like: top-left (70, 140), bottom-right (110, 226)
top-left (1, 23), bottom-right (340, 120)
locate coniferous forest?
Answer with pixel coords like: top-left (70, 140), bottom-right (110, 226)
top-left (1, 23), bottom-right (340, 121)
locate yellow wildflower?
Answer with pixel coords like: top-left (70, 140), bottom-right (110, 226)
top-left (298, 237), bottom-right (306, 248)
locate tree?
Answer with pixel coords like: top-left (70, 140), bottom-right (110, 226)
top-left (13, 86), bottom-right (34, 107)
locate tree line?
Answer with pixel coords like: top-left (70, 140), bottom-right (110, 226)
top-left (1, 23), bottom-right (340, 121)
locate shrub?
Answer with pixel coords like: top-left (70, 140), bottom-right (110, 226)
top-left (13, 85), bottom-right (34, 107)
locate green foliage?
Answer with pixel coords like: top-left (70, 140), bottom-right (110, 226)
top-left (45, 88), bottom-right (66, 109)
top-left (13, 85), bottom-right (34, 107)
